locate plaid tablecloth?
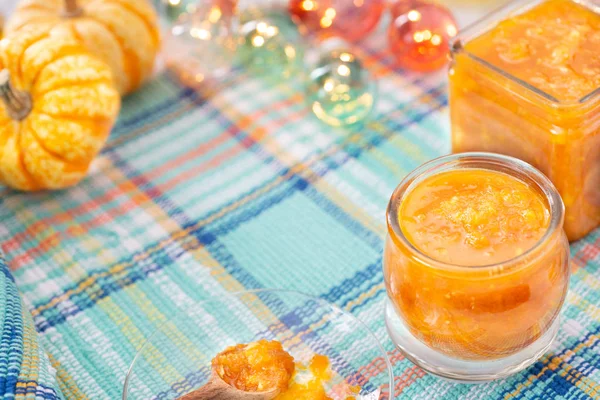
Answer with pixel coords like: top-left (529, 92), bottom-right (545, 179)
top-left (1, 7), bottom-right (600, 399)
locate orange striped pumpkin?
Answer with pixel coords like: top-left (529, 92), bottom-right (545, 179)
top-left (6, 0), bottom-right (161, 95)
top-left (0, 27), bottom-right (120, 190)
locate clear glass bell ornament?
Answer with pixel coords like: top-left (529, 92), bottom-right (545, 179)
top-left (161, 0), bottom-right (238, 83)
top-left (235, 5), bottom-right (305, 79)
top-left (307, 39), bottom-right (377, 127)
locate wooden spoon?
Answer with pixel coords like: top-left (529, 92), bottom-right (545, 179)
top-left (177, 369), bottom-right (279, 400)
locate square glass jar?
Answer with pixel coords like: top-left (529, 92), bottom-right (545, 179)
top-left (449, 0), bottom-right (600, 241)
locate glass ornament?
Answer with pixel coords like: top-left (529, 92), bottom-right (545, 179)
top-left (236, 8), bottom-right (304, 78)
top-left (164, 0), bottom-right (238, 83)
top-left (389, 0), bottom-right (428, 19)
top-left (388, 1), bottom-right (458, 72)
top-left (307, 44), bottom-right (376, 127)
top-left (289, 0), bottom-right (385, 42)
top-left (161, 0), bottom-right (201, 22)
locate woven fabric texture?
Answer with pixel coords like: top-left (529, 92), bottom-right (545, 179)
top-left (0, 31), bottom-right (599, 399)
top-left (0, 251), bottom-right (61, 399)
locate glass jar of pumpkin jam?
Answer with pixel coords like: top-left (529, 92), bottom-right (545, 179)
top-left (384, 153), bottom-right (570, 381)
top-left (449, 0), bottom-right (600, 241)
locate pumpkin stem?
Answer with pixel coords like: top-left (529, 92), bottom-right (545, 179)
top-left (0, 70), bottom-right (32, 121)
top-left (63, 0), bottom-right (83, 17)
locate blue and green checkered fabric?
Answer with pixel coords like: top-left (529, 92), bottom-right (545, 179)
top-left (1, 11), bottom-right (600, 399)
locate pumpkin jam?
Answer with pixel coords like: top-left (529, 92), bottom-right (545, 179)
top-left (384, 168), bottom-right (570, 360)
top-left (399, 169), bottom-right (550, 266)
top-left (277, 355), bottom-right (332, 400)
top-left (450, 0), bottom-right (600, 240)
top-left (212, 340), bottom-right (295, 393)
top-left (212, 340), bottom-right (356, 398)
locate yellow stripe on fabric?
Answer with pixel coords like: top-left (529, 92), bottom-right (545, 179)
top-left (208, 93), bottom-right (307, 165)
top-left (192, 247), bottom-right (247, 293)
top-left (343, 283), bottom-right (385, 313)
top-left (15, 382), bottom-right (40, 400)
top-left (52, 239), bottom-right (91, 285)
top-left (503, 354), bottom-right (555, 399)
top-left (16, 308), bottom-right (39, 400)
top-left (375, 125), bottom-right (433, 163)
top-left (358, 130), bottom-right (412, 175)
top-left (48, 353), bottom-right (89, 400)
top-left (103, 71), bottom-right (253, 152)
top-left (558, 364), bottom-right (600, 398)
top-left (581, 268), bottom-right (600, 291)
top-left (568, 291), bottom-right (600, 325)
top-left (114, 285), bottom-right (211, 386)
top-left (313, 179), bottom-right (385, 237)
top-left (505, 331), bottom-right (600, 399)
top-left (556, 336), bottom-right (600, 396)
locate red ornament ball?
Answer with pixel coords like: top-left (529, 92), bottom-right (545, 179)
top-left (289, 0), bottom-right (385, 42)
top-left (388, 2), bottom-right (458, 72)
top-left (389, 0), bottom-right (428, 19)
top-left (217, 0), bottom-right (237, 16)
top-left (289, 0), bottom-right (325, 33)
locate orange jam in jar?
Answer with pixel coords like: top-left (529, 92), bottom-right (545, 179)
top-left (400, 169), bottom-right (550, 266)
top-left (449, 0), bottom-right (600, 241)
top-left (384, 153), bottom-right (570, 380)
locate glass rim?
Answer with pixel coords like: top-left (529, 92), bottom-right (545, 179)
top-left (450, 0), bottom-right (600, 106)
top-left (386, 152), bottom-right (565, 271)
top-left (122, 288), bottom-right (395, 400)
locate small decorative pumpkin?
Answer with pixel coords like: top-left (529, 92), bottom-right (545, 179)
top-left (6, 0), bottom-right (161, 95)
top-left (0, 27), bottom-right (121, 191)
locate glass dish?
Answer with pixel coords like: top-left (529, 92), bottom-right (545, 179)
top-left (122, 289), bottom-right (393, 399)
top-left (383, 153), bottom-right (570, 382)
top-left (449, 0), bottom-right (600, 241)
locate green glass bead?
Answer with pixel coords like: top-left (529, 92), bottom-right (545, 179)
top-left (237, 9), bottom-right (304, 78)
top-left (308, 49), bottom-right (376, 127)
